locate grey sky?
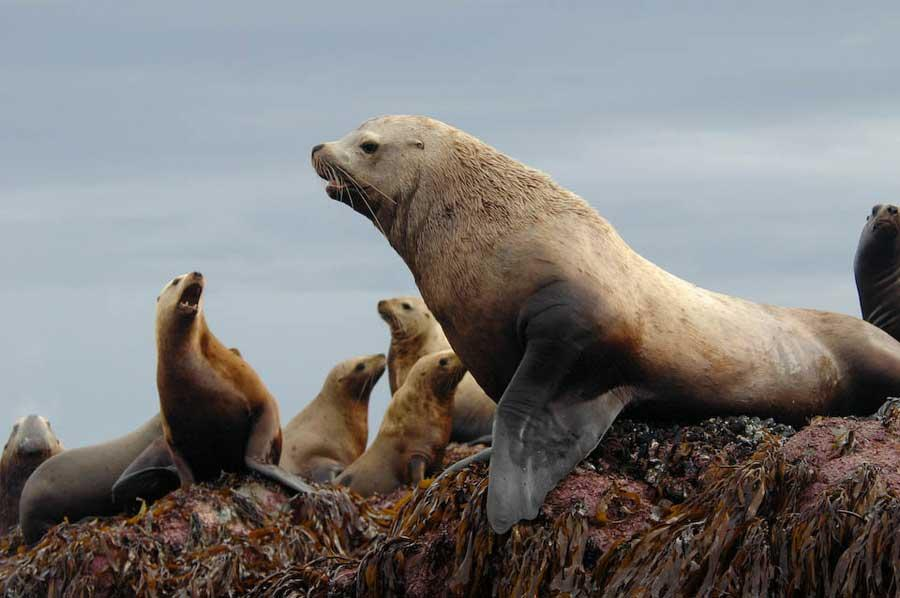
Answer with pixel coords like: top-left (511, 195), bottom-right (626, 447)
top-left (2, 2), bottom-right (899, 448)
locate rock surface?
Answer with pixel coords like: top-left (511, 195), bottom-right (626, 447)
top-left (2, 405), bottom-right (899, 597)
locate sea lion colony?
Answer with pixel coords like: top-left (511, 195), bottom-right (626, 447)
top-left (3, 117), bottom-right (896, 543)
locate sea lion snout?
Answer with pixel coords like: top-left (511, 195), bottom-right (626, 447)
top-left (311, 143), bottom-right (324, 158)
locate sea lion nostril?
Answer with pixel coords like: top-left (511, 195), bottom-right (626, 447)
top-left (191, 272), bottom-right (202, 279)
top-left (311, 144), bottom-right (324, 157)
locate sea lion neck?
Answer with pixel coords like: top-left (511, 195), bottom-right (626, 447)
top-left (157, 312), bottom-right (209, 361)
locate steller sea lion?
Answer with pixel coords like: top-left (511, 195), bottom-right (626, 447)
top-left (280, 353), bottom-right (385, 482)
top-left (378, 296), bottom-right (495, 442)
top-left (18, 414), bottom-right (165, 544)
top-left (0, 415), bottom-right (63, 534)
top-left (150, 271), bottom-right (312, 494)
top-left (334, 350), bottom-right (466, 496)
top-left (312, 115), bottom-right (900, 533)
top-left (855, 203), bottom-right (900, 342)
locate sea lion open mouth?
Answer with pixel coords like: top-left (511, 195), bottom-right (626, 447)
top-left (313, 158), bottom-right (374, 210)
top-left (178, 283), bottom-right (203, 315)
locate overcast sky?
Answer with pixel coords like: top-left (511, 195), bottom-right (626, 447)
top-left (2, 2), bottom-right (899, 448)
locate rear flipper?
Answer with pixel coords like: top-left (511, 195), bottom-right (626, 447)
top-left (245, 457), bottom-right (315, 494)
top-left (112, 437), bottom-right (180, 507)
top-left (408, 455), bottom-right (428, 484)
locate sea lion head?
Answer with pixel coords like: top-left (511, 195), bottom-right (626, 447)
top-left (858, 204), bottom-right (900, 266)
top-left (311, 115), bottom-right (460, 239)
top-left (377, 296), bottom-right (436, 339)
top-left (328, 353), bottom-right (387, 402)
top-left (2, 415), bottom-right (62, 468)
top-left (156, 271), bottom-right (205, 338)
top-left (409, 350), bottom-right (468, 403)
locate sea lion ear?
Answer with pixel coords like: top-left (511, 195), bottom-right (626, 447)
top-left (413, 139), bottom-right (425, 149)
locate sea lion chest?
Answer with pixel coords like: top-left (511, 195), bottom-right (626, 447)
top-left (158, 352), bottom-right (252, 479)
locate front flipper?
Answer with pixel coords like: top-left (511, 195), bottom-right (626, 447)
top-left (443, 447), bottom-right (493, 475)
top-left (245, 458), bottom-right (315, 494)
top-left (486, 290), bottom-right (630, 534)
top-left (408, 455), bottom-right (429, 484)
top-left (307, 461), bottom-right (344, 484)
top-left (112, 437), bottom-right (180, 507)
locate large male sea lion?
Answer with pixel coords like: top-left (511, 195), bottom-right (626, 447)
top-left (378, 296), bottom-right (495, 442)
top-left (280, 353), bottom-right (385, 482)
top-left (18, 415), bottom-right (165, 544)
top-left (312, 115), bottom-right (900, 533)
top-left (150, 272), bottom-right (312, 494)
top-left (334, 350), bottom-right (466, 496)
top-left (0, 416), bottom-right (63, 534)
top-left (855, 203), bottom-right (900, 341)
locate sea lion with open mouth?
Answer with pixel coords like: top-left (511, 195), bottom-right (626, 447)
top-left (313, 115), bottom-right (900, 533)
top-left (124, 272), bottom-right (313, 496)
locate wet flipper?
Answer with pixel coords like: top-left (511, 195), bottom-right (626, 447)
top-left (465, 434), bottom-right (493, 447)
top-left (443, 447), bottom-right (492, 475)
top-left (486, 302), bottom-right (628, 534)
top-left (245, 458), bottom-right (315, 494)
top-left (112, 437), bottom-right (180, 507)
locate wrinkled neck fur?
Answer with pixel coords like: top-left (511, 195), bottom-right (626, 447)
top-left (389, 130), bottom-right (604, 284)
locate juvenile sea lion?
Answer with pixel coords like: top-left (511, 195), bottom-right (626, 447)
top-left (0, 416), bottom-right (63, 534)
top-left (378, 296), bottom-right (496, 442)
top-left (18, 415), bottom-right (164, 544)
top-left (855, 203), bottom-right (900, 341)
top-left (313, 115), bottom-right (900, 533)
top-left (335, 350), bottom-right (466, 496)
top-left (152, 272), bottom-right (312, 494)
top-left (280, 353), bottom-right (385, 482)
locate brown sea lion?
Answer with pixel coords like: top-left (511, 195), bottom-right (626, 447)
top-left (334, 350), bottom-right (466, 496)
top-left (378, 295), bottom-right (495, 442)
top-left (151, 271), bottom-right (312, 494)
top-left (312, 115), bottom-right (900, 533)
top-left (0, 416), bottom-right (63, 534)
top-left (280, 353), bottom-right (385, 482)
top-left (18, 414), bottom-right (166, 544)
top-left (855, 203), bottom-right (900, 341)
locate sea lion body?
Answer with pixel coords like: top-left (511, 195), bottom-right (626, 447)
top-left (18, 415), bottom-right (160, 544)
top-left (855, 203), bottom-right (900, 341)
top-left (313, 115), bottom-right (900, 532)
top-left (378, 296), bottom-right (496, 441)
top-left (153, 272), bottom-right (312, 494)
top-left (335, 350), bottom-right (466, 496)
top-left (280, 353), bottom-right (385, 482)
top-left (0, 416), bottom-right (63, 534)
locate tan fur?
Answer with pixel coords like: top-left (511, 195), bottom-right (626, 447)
top-left (155, 272), bottom-right (284, 484)
top-left (315, 116), bottom-right (900, 531)
top-left (334, 350), bottom-right (466, 496)
top-left (0, 416), bottom-right (63, 533)
top-left (378, 296), bottom-right (495, 441)
top-left (280, 353), bottom-right (385, 482)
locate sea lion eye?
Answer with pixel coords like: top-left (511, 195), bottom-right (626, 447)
top-left (890, 206), bottom-right (898, 215)
top-left (171, 277), bottom-right (182, 287)
top-left (355, 363), bottom-right (366, 372)
top-left (360, 141), bottom-right (379, 154)
top-left (402, 303), bottom-right (412, 310)
top-left (439, 358), bottom-right (449, 367)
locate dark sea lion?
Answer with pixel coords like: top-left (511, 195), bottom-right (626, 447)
top-left (0, 416), bottom-right (63, 534)
top-left (152, 272), bottom-right (312, 494)
top-left (855, 203), bottom-right (900, 341)
top-left (312, 115), bottom-right (900, 533)
top-left (280, 353), bottom-right (385, 482)
top-left (18, 415), bottom-right (163, 544)
top-left (378, 295), bottom-right (495, 442)
top-left (334, 350), bottom-right (466, 496)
